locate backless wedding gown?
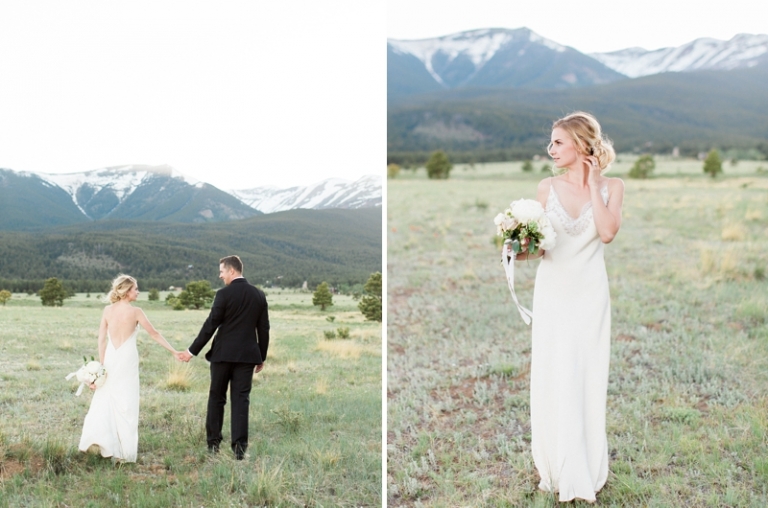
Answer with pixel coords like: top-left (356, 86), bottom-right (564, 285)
top-left (78, 327), bottom-right (140, 462)
top-left (529, 181), bottom-right (611, 502)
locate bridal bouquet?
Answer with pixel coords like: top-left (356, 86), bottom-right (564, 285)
top-left (66, 357), bottom-right (107, 396)
top-left (495, 199), bottom-right (557, 326)
top-left (494, 198), bottom-right (557, 255)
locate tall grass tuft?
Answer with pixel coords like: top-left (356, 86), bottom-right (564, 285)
top-left (271, 407), bottom-right (302, 433)
top-left (721, 222), bottom-right (746, 241)
top-left (246, 461), bottom-right (287, 506)
top-left (164, 359), bottom-right (193, 391)
top-left (316, 340), bottom-right (362, 359)
top-left (315, 377), bottom-right (329, 395)
top-left (736, 299), bottom-right (767, 324)
top-left (42, 439), bottom-right (73, 475)
top-left (313, 448), bottom-right (342, 469)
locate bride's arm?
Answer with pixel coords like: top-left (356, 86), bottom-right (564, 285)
top-left (135, 308), bottom-right (178, 355)
top-left (97, 309), bottom-right (108, 364)
top-left (591, 177), bottom-right (624, 243)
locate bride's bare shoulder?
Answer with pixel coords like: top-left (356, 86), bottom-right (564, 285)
top-left (536, 176), bottom-right (554, 192)
top-left (605, 177), bottom-right (625, 192)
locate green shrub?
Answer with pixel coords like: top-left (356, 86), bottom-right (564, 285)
top-left (629, 154), bottom-right (655, 179)
top-left (426, 151), bottom-right (452, 179)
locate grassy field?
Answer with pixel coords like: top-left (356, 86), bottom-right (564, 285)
top-left (387, 160), bottom-right (768, 506)
top-left (0, 289), bottom-right (381, 507)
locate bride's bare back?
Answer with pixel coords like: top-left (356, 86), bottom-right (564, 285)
top-left (103, 302), bottom-right (141, 349)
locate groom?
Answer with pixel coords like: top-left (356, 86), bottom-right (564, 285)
top-left (179, 255), bottom-right (270, 460)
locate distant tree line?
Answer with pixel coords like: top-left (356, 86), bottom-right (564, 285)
top-left (0, 210), bottom-right (381, 293)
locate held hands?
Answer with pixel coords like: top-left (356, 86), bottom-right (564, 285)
top-left (175, 350), bottom-right (193, 362)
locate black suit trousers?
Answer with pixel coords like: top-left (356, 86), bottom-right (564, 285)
top-left (206, 361), bottom-right (256, 455)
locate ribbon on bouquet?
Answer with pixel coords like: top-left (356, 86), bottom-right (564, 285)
top-left (501, 241), bottom-right (533, 325)
top-left (65, 370), bottom-right (87, 396)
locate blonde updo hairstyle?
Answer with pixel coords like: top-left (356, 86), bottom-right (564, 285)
top-left (552, 111), bottom-right (616, 173)
top-left (108, 274), bottom-right (137, 304)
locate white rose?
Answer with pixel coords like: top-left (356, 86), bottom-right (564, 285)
top-left (511, 199), bottom-right (544, 224)
top-left (501, 217), bottom-right (517, 231)
top-left (540, 228), bottom-right (557, 250)
top-left (493, 213), bottom-right (505, 226)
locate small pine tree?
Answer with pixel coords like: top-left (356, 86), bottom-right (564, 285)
top-left (148, 288), bottom-right (160, 301)
top-left (312, 282), bottom-right (334, 311)
top-left (179, 281), bottom-right (215, 309)
top-left (426, 150), bottom-right (452, 179)
top-left (387, 163), bottom-right (401, 179)
top-left (703, 149), bottom-right (722, 178)
top-left (521, 160), bottom-right (534, 172)
top-left (358, 272), bottom-right (382, 322)
top-left (628, 154), bottom-right (655, 179)
top-left (0, 289), bottom-right (11, 306)
top-left (39, 278), bottom-right (68, 307)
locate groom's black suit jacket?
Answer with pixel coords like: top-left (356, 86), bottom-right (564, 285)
top-left (189, 278), bottom-right (270, 364)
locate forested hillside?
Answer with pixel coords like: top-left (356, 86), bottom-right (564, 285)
top-left (388, 66), bottom-right (768, 164)
top-left (0, 208), bottom-right (381, 293)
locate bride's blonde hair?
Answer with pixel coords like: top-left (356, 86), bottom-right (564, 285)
top-left (551, 111), bottom-right (615, 173)
top-left (108, 274), bottom-right (137, 304)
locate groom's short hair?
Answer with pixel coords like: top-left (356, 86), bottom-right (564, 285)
top-left (220, 255), bottom-right (243, 274)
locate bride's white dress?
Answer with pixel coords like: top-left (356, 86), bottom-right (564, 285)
top-left (78, 327), bottom-right (140, 462)
top-left (529, 182), bottom-right (611, 502)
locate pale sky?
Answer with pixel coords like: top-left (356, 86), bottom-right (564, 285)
top-left (0, 1), bottom-right (385, 190)
top-left (388, 0), bottom-right (768, 54)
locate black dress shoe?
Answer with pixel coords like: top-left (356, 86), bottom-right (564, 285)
top-left (208, 445), bottom-right (220, 454)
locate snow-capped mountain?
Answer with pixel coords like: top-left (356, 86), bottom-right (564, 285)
top-left (389, 28), bottom-right (564, 87)
top-left (0, 165), bottom-right (381, 230)
top-left (591, 33), bottom-right (768, 78)
top-left (39, 164), bottom-right (203, 218)
top-left (230, 175), bottom-right (382, 214)
top-left (388, 27), bottom-right (624, 99)
top-left (30, 164), bottom-right (257, 223)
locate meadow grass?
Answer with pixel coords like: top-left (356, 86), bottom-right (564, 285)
top-left (0, 291), bottom-right (381, 507)
top-left (387, 162), bottom-right (768, 506)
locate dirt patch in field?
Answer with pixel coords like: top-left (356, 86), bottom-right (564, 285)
top-left (0, 455), bottom-right (45, 479)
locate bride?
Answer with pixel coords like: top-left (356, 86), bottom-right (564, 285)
top-left (514, 112), bottom-right (624, 502)
top-left (78, 274), bottom-right (182, 462)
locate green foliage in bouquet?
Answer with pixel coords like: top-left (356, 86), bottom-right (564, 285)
top-left (505, 221), bottom-right (545, 255)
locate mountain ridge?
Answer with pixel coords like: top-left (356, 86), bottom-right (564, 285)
top-left (0, 166), bottom-right (381, 231)
top-left (388, 27), bottom-right (625, 101)
top-left (388, 28), bottom-right (768, 103)
top-left (591, 33), bottom-right (768, 77)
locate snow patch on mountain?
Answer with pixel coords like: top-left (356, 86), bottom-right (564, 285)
top-left (37, 165), bottom-right (202, 217)
top-left (592, 33), bottom-right (768, 78)
top-left (230, 175), bottom-right (381, 214)
top-left (388, 28), bottom-right (566, 86)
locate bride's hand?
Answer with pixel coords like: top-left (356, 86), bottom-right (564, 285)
top-left (89, 383), bottom-right (97, 391)
top-left (584, 156), bottom-right (601, 186)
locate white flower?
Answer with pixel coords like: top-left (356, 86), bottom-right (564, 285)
top-left (501, 216), bottom-right (517, 231)
top-left (66, 360), bottom-right (107, 396)
top-left (493, 213), bottom-right (505, 226)
top-left (510, 199), bottom-right (544, 223)
top-left (540, 230), bottom-right (557, 250)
